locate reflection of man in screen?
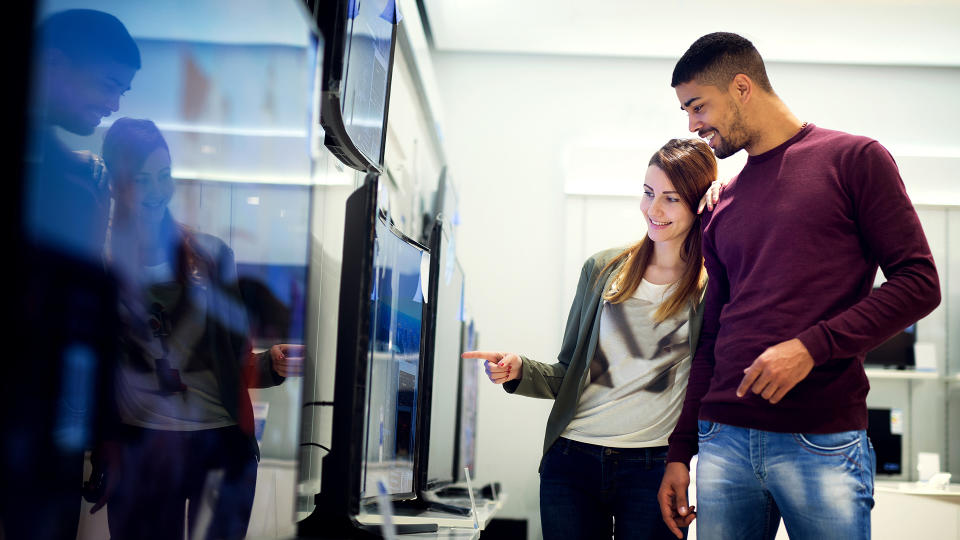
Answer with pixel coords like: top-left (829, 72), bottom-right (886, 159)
top-left (26, 9), bottom-right (140, 261)
top-left (2, 10), bottom-right (140, 540)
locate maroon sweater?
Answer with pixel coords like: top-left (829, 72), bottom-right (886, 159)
top-left (666, 124), bottom-right (940, 464)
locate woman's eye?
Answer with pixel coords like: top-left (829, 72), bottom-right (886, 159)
top-left (693, 105), bottom-right (702, 113)
top-left (668, 197), bottom-right (680, 203)
top-left (643, 192), bottom-right (654, 198)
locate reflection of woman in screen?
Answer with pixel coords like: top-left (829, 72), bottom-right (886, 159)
top-left (99, 118), bottom-right (298, 539)
top-left (464, 139), bottom-right (719, 540)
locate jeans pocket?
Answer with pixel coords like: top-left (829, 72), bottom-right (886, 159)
top-left (697, 420), bottom-right (720, 442)
top-left (793, 430), bottom-right (862, 454)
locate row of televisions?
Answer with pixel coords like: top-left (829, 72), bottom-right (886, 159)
top-left (300, 173), bottom-right (479, 537)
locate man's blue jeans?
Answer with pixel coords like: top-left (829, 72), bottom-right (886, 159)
top-left (695, 420), bottom-right (875, 540)
top-left (539, 437), bottom-right (682, 540)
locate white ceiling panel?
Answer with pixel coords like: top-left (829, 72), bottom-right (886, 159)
top-left (422, 0), bottom-right (960, 66)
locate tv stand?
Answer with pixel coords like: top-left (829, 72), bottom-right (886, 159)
top-left (392, 495), bottom-right (472, 517)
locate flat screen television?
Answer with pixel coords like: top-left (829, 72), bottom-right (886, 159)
top-left (306, 0), bottom-right (398, 172)
top-left (867, 408), bottom-right (902, 475)
top-left (454, 318), bottom-right (478, 482)
top-left (300, 173), bottom-right (435, 537)
top-left (864, 326), bottom-right (916, 368)
top-left (863, 287), bottom-right (916, 369)
top-left (416, 218), bottom-right (465, 493)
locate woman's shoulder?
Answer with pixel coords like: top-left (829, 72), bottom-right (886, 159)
top-left (583, 246), bottom-right (629, 272)
top-left (578, 246), bottom-right (631, 286)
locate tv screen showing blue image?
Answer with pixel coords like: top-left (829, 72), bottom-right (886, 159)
top-left (361, 213), bottom-right (427, 499)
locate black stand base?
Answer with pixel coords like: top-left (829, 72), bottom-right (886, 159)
top-left (298, 502), bottom-right (439, 538)
top-left (434, 482), bottom-right (501, 501)
top-left (393, 495), bottom-right (472, 517)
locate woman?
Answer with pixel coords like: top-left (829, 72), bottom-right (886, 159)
top-left (464, 138), bottom-right (717, 540)
top-left (97, 118), bottom-right (300, 540)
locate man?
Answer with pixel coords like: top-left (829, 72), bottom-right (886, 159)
top-left (26, 8), bottom-right (140, 261)
top-left (1, 10), bottom-right (139, 540)
top-left (656, 32), bottom-right (940, 540)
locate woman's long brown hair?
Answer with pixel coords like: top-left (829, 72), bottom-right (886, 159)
top-left (600, 138), bottom-right (716, 322)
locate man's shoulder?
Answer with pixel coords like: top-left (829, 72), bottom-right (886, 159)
top-left (805, 125), bottom-right (879, 154)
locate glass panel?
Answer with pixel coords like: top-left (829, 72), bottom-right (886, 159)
top-left (15, 1), bottom-right (314, 537)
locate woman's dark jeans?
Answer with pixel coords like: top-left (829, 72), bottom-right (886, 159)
top-left (540, 437), bottom-right (684, 540)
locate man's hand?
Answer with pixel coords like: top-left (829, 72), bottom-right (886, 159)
top-left (697, 178), bottom-right (730, 214)
top-left (270, 344), bottom-right (305, 377)
top-left (658, 462), bottom-right (696, 538)
top-left (461, 351), bottom-right (522, 384)
top-left (737, 338), bottom-right (814, 404)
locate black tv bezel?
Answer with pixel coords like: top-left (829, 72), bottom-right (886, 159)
top-left (315, 173), bottom-right (430, 523)
top-left (309, 0), bottom-right (398, 173)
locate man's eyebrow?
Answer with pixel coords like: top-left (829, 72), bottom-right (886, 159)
top-left (681, 97), bottom-right (700, 110)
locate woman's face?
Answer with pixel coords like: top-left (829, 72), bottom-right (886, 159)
top-left (128, 147), bottom-right (173, 225)
top-left (641, 165), bottom-right (695, 247)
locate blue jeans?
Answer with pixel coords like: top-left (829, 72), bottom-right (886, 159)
top-left (540, 437), bottom-right (682, 540)
top-left (695, 421), bottom-right (875, 540)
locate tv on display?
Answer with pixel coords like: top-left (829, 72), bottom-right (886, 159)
top-left (308, 0), bottom-right (398, 172)
top-left (300, 174), bottom-right (435, 537)
top-left (455, 319), bottom-right (478, 481)
top-left (419, 219), bottom-right (466, 491)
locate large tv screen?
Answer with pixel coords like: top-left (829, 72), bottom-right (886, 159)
top-left (420, 219), bottom-right (465, 490)
top-left (310, 0), bottom-right (398, 171)
top-left (305, 174), bottom-right (430, 536)
top-left (361, 211), bottom-right (428, 498)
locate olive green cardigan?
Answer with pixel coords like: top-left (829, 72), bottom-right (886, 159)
top-left (502, 247), bottom-right (706, 470)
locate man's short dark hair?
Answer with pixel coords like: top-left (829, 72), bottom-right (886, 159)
top-left (38, 9), bottom-right (141, 69)
top-left (671, 32), bottom-right (772, 93)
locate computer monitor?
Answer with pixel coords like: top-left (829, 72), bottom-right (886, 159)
top-left (864, 326), bottom-right (916, 368)
top-left (306, 0), bottom-right (398, 172)
top-left (863, 287), bottom-right (916, 368)
top-left (301, 173), bottom-right (431, 536)
top-left (455, 318), bottom-right (479, 481)
top-left (417, 219), bottom-right (466, 491)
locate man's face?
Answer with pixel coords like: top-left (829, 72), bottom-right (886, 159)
top-left (675, 80), bottom-right (750, 159)
top-left (48, 55), bottom-right (136, 135)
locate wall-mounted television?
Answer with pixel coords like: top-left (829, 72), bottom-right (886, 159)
top-left (299, 173), bottom-right (436, 537)
top-left (305, 0), bottom-right (399, 172)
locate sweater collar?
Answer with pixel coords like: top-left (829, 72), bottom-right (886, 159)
top-left (746, 123), bottom-right (815, 165)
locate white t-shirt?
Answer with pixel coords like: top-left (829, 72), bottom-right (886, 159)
top-left (561, 279), bottom-right (691, 447)
top-left (116, 261), bottom-right (236, 431)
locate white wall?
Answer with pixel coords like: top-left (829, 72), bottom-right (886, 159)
top-left (434, 50), bottom-right (960, 538)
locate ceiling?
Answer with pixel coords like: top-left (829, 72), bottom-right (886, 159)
top-left (420, 0), bottom-right (960, 66)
